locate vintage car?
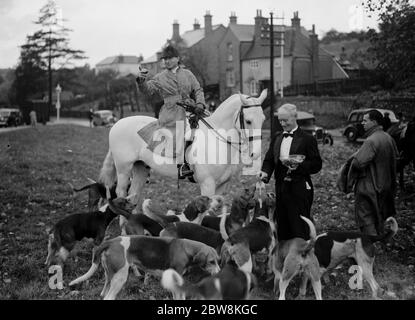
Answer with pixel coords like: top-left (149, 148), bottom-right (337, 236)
top-left (274, 110), bottom-right (333, 145)
top-left (343, 108), bottom-right (398, 142)
top-left (92, 110), bottom-right (117, 127)
top-left (0, 108), bottom-right (23, 127)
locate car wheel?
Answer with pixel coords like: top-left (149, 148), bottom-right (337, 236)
top-left (345, 127), bottom-right (358, 142)
top-left (323, 135), bottom-right (333, 146)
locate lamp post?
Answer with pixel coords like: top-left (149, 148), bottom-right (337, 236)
top-left (56, 84), bottom-right (61, 122)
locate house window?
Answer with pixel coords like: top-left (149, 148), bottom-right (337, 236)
top-left (226, 70), bottom-right (235, 87)
top-left (250, 80), bottom-right (259, 96)
top-left (227, 43), bottom-right (233, 62)
top-left (249, 60), bottom-right (259, 69)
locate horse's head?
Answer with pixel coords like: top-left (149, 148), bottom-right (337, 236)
top-left (237, 89), bottom-right (267, 160)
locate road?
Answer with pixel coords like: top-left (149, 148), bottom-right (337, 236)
top-left (0, 117), bottom-right (90, 134)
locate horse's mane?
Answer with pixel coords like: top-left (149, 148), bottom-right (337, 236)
top-left (211, 93), bottom-right (250, 116)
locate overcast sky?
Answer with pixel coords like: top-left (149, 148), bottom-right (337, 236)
top-left (0, 0), bottom-right (380, 69)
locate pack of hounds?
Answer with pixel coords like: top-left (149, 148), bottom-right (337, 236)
top-left (45, 179), bottom-right (398, 300)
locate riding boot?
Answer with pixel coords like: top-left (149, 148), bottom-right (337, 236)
top-left (178, 162), bottom-right (194, 179)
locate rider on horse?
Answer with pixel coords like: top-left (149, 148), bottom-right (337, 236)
top-left (136, 44), bottom-right (206, 179)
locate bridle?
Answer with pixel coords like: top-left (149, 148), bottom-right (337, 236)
top-left (199, 103), bottom-right (263, 153)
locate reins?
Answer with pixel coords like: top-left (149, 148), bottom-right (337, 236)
top-left (196, 103), bottom-right (263, 154)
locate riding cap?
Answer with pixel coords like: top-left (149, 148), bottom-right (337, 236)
top-left (161, 45), bottom-right (180, 59)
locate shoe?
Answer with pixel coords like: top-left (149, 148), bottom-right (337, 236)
top-left (178, 163), bottom-right (194, 179)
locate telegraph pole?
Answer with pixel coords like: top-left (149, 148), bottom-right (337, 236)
top-left (261, 12), bottom-right (285, 137)
top-left (269, 12), bottom-right (275, 136)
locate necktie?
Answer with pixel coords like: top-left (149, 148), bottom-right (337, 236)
top-left (283, 132), bottom-right (294, 138)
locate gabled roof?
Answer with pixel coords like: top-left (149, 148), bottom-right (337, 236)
top-left (181, 25), bottom-right (222, 47)
top-left (96, 55), bottom-right (140, 66)
top-left (228, 24), bottom-right (255, 42)
top-left (142, 25), bottom-right (224, 64)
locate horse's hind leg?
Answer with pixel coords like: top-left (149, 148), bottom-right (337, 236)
top-left (130, 161), bottom-right (150, 207)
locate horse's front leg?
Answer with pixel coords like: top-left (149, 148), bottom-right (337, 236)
top-left (215, 182), bottom-right (230, 196)
top-left (199, 178), bottom-right (216, 197)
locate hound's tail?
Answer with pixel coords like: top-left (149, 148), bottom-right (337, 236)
top-left (300, 216), bottom-right (317, 255)
top-left (107, 199), bottom-right (132, 220)
top-left (68, 182), bottom-right (93, 193)
top-left (161, 269), bottom-right (201, 300)
top-left (68, 240), bottom-right (112, 286)
top-left (161, 269), bottom-right (186, 299)
top-left (142, 199), bottom-right (168, 227)
top-left (99, 150), bottom-right (117, 188)
top-left (369, 217), bottom-right (399, 243)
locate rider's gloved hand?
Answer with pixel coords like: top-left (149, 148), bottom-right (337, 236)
top-left (136, 66), bottom-right (149, 84)
top-left (193, 102), bottom-right (206, 116)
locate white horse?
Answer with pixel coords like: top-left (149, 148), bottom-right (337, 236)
top-left (99, 89), bottom-right (267, 204)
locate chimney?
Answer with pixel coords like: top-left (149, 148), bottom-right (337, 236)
top-left (291, 11), bottom-right (301, 29)
top-left (310, 24), bottom-right (319, 81)
top-left (172, 20), bottom-right (181, 42)
top-left (229, 11), bottom-right (237, 25)
top-left (204, 11), bottom-right (212, 36)
top-left (193, 19), bottom-right (200, 30)
top-left (254, 9), bottom-right (268, 42)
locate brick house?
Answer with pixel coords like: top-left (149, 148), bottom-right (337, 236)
top-left (219, 10), bottom-right (348, 100)
top-left (218, 12), bottom-right (256, 100)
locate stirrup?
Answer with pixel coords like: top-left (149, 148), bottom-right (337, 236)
top-left (178, 163), bottom-right (194, 179)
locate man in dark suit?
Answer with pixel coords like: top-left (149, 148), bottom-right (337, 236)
top-left (258, 104), bottom-right (322, 240)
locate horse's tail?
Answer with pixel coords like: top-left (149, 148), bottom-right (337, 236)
top-left (99, 150), bottom-right (117, 188)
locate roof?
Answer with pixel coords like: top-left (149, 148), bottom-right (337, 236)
top-left (141, 54), bottom-right (158, 64)
top-left (181, 25), bottom-right (222, 47)
top-left (142, 25), bottom-right (224, 63)
top-left (229, 24), bottom-right (255, 41)
top-left (242, 26), bottom-right (334, 60)
top-left (96, 55), bottom-right (141, 66)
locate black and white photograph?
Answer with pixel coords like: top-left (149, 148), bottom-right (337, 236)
top-left (0, 0), bottom-right (414, 303)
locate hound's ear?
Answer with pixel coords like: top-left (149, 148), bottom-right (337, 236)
top-left (195, 197), bottom-right (209, 213)
top-left (229, 242), bottom-right (251, 267)
top-left (193, 250), bottom-right (205, 263)
top-left (183, 202), bottom-right (199, 221)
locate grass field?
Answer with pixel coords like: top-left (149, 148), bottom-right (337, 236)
top-left (0, 124), bottom-right (414, 300)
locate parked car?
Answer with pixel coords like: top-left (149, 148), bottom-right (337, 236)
top-left (92, 110), bottom-right (117, 127)
top-left (343, 108), bottom-right (398, 142)
top-left (274, 111), bottom-right (333, 145)
top-left (0, 108), bottom-right (23, 127)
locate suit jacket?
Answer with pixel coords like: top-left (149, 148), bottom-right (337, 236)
top-left (261, 128), bottom-right (322, 194)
